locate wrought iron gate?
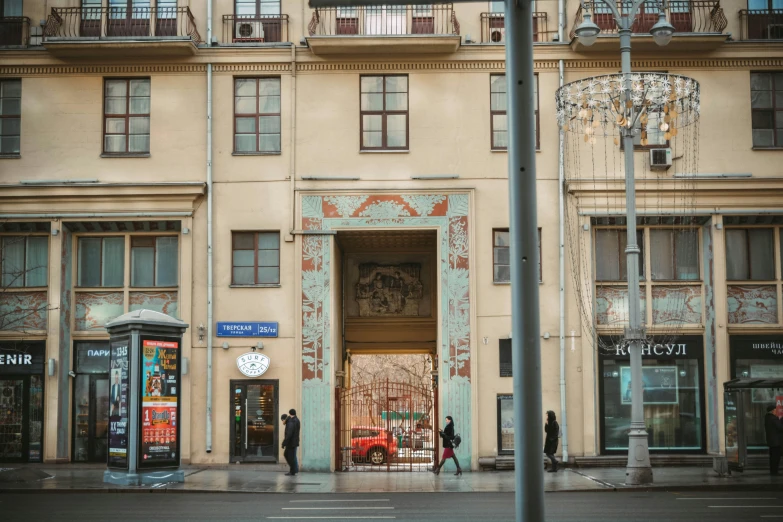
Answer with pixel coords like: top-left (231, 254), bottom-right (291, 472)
top-left (335, 380), bottom-right (438, 472)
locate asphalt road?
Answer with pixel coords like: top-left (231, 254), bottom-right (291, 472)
top-left (1, 490), bottom-right (781, 521)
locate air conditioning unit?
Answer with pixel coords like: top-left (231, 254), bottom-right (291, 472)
top-left (768, 24), bottom-right (783, 39)
top-left (235, 20), bottom-right (265, 42)
top-left (490, 28), bottom-right (505, 43)
top-left (649, 148), bottom-right (672, 170)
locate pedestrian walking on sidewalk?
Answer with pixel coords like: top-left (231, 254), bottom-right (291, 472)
top-left (432, 415), bottom-right (462, 476)
top-left (544, 410), bottom-right (560, 473)
top-left (282, 409), bottom-right (300, 476)
top-left (765, 404), bottom-right (783, 475)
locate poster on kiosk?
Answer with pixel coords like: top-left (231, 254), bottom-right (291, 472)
top-left (108, 337), bottom-right (131, 469)
top-left (138, 337), bottom-right (180, 469)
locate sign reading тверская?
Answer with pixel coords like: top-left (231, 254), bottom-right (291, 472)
top-left (216, 322), bottom-right (278, 338)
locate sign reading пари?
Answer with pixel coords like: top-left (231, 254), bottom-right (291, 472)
top-left (217, 322), bottom-right (278, 338)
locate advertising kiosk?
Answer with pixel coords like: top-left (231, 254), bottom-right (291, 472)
top-left (103, 309), bottom-right (188, 486)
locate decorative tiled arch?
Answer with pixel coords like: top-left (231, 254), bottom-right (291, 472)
top-left (300, 193), bottom-right (472, 471)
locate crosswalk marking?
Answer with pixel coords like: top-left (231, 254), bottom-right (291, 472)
top-left (707, 504), bottom-right (783, 509)
top-left (289, 500), bottom-right (390, 503)
top-left (678, 498), bottom-right (776, 501)
top-left (283, 507), bottom-right (395, 510)
top-left (266, 516), bottom-right (397, 520)
top-left (268, 496), bottom-right (398, 519)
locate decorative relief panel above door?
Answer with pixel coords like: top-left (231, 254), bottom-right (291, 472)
top-left (355, 263), bottom-right (424, 317)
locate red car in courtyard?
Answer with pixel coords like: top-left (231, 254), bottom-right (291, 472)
top-left (351, 426), bottom-right (398, 465)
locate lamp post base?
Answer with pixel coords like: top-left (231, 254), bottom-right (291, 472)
top-left (104, 469), bottom-right (185, 486)
top-left (625, 428), bottom-right (653, 485)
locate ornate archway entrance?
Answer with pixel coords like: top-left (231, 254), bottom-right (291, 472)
top-left (299, 193), bottom-right (473, 472)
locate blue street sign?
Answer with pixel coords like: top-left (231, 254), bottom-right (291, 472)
top-left (216, 322), bottom-right (279, 338)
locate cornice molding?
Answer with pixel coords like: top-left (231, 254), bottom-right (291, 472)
top-left (212, 63), bottom-right (291, 72)
top-left (0, 64), bottom-right (206, 75)
top-left (566, 177), bottom-right (783, 196)
top-left (0, 182), bottom-right (206, 203)
top-left (295, 60), bottom-right (511, 72)
top-left (563, 58), bottom-right (783, 70)
top-left (2, 57), bottom-right (783, 76)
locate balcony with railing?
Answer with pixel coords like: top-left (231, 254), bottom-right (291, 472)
top-left (42, 6), bottom-right (202, 57)
top-left (570, 1), bottom-right (728, 50)
top-left (222, 14), bottom-right (289, 45)
top-left (739, 9), bottom-right (783, 40)
top-left (479, 12), bottom-right (555, 43)
top-left (306, 4), bottom-right (461, 55)
top-left (0, 17), bottom-right (31, 48)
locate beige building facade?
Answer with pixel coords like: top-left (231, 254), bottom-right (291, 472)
top-left (0, 0), bottom-right (782, 471)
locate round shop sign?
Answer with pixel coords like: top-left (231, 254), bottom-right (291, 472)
top-left (236, 352), bottom-right (270, 378)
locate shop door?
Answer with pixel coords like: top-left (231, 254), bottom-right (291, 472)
top-left (0, 376), bottom-right (43, 463)
top-left (230, 381), bottom-right (278, 463)
top-left (73, 375), bottom-right (110, 462)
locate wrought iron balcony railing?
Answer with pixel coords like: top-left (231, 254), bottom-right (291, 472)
top-left (479, 12), bottom-right (554, 43)
top-left (570, 1), bottom-right (727, 39)
top-left (222, 14), bottom-right (289, 44)
top-left (308, 4), bottom-right (460, 37)
top-left (0, 17), bottom-right (31, 47)
top-left (43, 6), bottom-right (202, 43)
top-left (739, 9), bottom-right (783, 40)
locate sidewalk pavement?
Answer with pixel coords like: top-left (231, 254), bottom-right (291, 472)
top-left (1, 463), bottom-right (781, 494)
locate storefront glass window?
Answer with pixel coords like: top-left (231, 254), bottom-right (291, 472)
top-left (0, 378), bottom-right (24, 460)
top-left (497, 394), bottom-right (514, 454)
top-left (599, 336), bottom-right (704, 453)
top-left (0, 342), bottom-right (45, 463)
top-left (28, 375), bottom-right (43, 462)
top-left (75, 343), bottom-right (111, 374)
top-left (73, 376), bottom-right (90, 462)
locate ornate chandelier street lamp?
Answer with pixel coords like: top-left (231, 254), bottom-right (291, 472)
top-left (564, 0), bottom-right (692, 485)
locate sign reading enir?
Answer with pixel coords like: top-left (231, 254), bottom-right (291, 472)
top-left (217, 322), bottom-right (278, 338)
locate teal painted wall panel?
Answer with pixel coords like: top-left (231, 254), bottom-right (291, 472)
top-left (302, 383), bottom-right (332, 471)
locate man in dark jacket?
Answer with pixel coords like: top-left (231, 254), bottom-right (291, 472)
top-left (282, 408), bottom-right (300, 476)
top-left (766, 404), bottom-right (783, 475)
top-left (544, 410), bottom-right (560, 472)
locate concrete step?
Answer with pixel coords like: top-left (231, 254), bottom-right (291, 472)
top-left (574, 455), bottom-right (714, 468)
top-left (485, 454), bottom-right (770, 471)
top-left (574, 454), bottom-right (769, 469)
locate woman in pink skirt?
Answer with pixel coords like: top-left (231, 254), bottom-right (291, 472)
top-left (432, 415), bottom-right (462, 476)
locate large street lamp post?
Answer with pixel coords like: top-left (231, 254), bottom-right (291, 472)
top-left (308, 0), bottom-right (543, 519)
top-left (574, 0), bottom-right (675, 485)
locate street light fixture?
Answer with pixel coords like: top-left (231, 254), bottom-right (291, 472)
top-left (574, 0), bottom-right (675, 486)
top-left (573, 12), bottom-right (601, 46)
top-left (650, 12), bottom-right (676, 46)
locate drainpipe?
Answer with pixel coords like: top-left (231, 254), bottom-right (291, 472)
top-left (557, 0), bottom-right (569, 465)
top-left (205, 1), bottom-right (214, 454)
top-left (289, 45), bottom-right (297, 235)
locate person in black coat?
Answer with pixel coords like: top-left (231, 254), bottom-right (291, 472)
top-left (544, 410), bottom-right (560, 472)
top-left (282, 408), bottom-right (301, 476)
top-left (765, 404), bottom-right (783, 475)
top-left (432, 415), bottom-right (462, 476)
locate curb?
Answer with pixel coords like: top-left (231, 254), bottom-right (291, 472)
top-left (1, 482), bottom-right (781, 495)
